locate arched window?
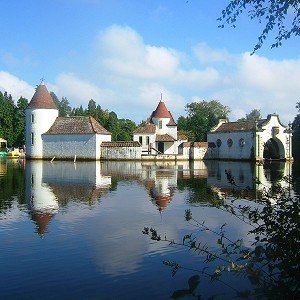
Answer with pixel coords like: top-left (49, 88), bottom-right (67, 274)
top-left (216, 139), bottom-right (222, 147)
top-left (239, 138), bottom-right (245, 147)
top-left (227, 138), bottom-right (233, 147)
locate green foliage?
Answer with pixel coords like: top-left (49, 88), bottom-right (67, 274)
top-left (238, 108), bottom-right (262, 121)
top-left (0, 161), bottom-right (26, 212)
top-left (218, 0), bottom-right (300, 53)
top-left (169, 275), bottom-right (200, 299)
top-left (143, 174), bottom-right (300, 299)
top-left (14, 97), bottom-right (28, 146)
top-left (177, 100), bottom-right (230, 141)
top-left (0, 92), bottom-right (28, 147)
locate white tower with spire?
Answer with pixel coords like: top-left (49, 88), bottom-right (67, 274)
top-left (25, 80), bottom-right (58, 159)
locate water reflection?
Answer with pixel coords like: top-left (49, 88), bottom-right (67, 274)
top-left (25, 161), bottom-right (111, 236)
top-left (1, 159), bottom-right (294, 224)
top-left (0, 159), bottom-right (297, 299)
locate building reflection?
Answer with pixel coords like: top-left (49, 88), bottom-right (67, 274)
top-left (25, 161), bottom-right (111, 236)
top-left (24, 159), bottom-right (292, 236)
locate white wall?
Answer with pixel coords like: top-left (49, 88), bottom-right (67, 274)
top-left (42, 134), bottom-right (111, 160)
top-left (207, 131), bottom-right (254, 160)
top-left (25, 108), bottom-right (58, 159)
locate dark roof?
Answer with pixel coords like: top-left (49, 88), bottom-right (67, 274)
top-left (101, 141), bottom-right (141, 147)
top-left (177, 134), bottom-right (188, 141)
top-left (212, 119), bottom-right (265, 133)
top-left (192, 142), bottom-right (209, 148)
top-left (44, 116), bottom-right (111, 135)
top-left (150, 100), bottom-right (177, 126)
top-left (28, 82), bottom-right (57, 109)
top-left (214, 121), bottom-right (256, 132)
top-left (182, 142), bottom-right (192, 148)
top-left (167, 114), bottom-right (177, 126)
top-left (152, 100), bottom-right (171, 118)
top-left (155, 134), bottom-right (176, 142)
top-left (133, 123), bottom-right (156, 134)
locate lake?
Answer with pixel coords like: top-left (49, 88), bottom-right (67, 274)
top-left (0, 158), bottom-right (298, 299)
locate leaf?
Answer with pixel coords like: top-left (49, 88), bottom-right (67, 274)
top-left (171, 289), bottom-right (191, 299)
top-left (188, 275), bottom-right (200, 292)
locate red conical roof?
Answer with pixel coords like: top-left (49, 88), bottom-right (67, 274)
top-left (152, 100), bottom-right (171, 118)
top-left (28, 81), bottom-right (57, 109)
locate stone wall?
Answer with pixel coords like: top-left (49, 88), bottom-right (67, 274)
top-left (101, 141), bottom-right (142, 160)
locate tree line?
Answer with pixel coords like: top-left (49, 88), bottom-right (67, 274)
top-left (0, 89), bottom-right (299, 158)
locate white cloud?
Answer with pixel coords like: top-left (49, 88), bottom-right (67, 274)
top-left (50, 73), bottom-right (114, 108)
top-left (193, 42), bottom-right (233, 64)
top-left (1, 25), bottom-right (299, 125)
top-left (95, 25), bottom-right (180, 79)
top-left (0, 71), bottom-right (35, 101)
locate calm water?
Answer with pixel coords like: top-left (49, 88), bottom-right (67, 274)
top-left (0, 159), bottom-right (298, 300)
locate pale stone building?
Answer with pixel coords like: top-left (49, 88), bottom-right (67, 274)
top-left (133, 99), bottom-right (187, 155)
top-left (207, 114), bottom-right (293, 161)
top-left (25, 81), bottom-right (111, 160)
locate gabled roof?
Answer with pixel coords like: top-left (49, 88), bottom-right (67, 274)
top-left (177, 134), bottom-right (188, 141)
top-left (28, 81), bottom-right (58, 109)
top-left (133, 123), bottom-right (156, 134)
top-left (212, 119), bottom-right (267, 133)
top-left (155, 134), bottom-right (176, 142)
top-left (44, 116), bottom-right (111, 135)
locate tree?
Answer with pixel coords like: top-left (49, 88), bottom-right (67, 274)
top-left (13, 97), bottom-right (28, 146)
top-left (218, 0), bottom-right (300, 53)
top-left (71, 105), bottom-right (85, 116)
top-left (106, 111), bottom-right (120, 141)
top-left (238, 108), bottom-right (262, 121)
top-left (0, 92), bottom-right (15, 146)
top-left (143, 175), bottom-right (300, 299)
top-left (87, 99), bottom-right (97, 117)
top-left (59, 97), bottom-right (72, 117)
top-left (178, 100), bottom-right (230, 141)
top-left (50, 92), bottom-right (71, 117)
top-left (117, 118), bottom-right (137, 141)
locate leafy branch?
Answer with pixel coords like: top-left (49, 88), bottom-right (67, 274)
top-left (143, 173), bottom-right (300, 299)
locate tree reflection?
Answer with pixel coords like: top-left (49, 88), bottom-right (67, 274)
top-left (143, 174), bottom-right (300, 299)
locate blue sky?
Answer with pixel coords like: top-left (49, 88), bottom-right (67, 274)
top-left (0, 0), bottom-right (299, 124)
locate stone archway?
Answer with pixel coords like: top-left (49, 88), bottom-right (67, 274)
top-left (263, 138), bottom-right (284, 160)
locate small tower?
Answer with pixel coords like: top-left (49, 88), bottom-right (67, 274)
top-left (151, 99), bottom-right (177, 139)
top-left (25, 80), bottom-right (58, 159)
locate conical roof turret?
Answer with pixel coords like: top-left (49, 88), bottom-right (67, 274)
top-left (152, 100), bottom-right (171, 118)
top-left (28, 80), bottom-right (57, 109)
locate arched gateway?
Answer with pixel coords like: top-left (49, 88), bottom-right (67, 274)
top-left (207, 114), bottom-right (293, 161)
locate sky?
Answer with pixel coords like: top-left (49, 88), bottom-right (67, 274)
top-left (0, 0), bottom-right (299, 125)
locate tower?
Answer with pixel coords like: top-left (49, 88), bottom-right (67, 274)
top-left (25, 81), bottom-right (58, 159)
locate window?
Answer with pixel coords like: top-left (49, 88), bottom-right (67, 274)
top-left (227, 138), bottom-right (233, 147)
top-left (216, 139), bottom-right (222, 147)
top-left (159, 120), bottom-right (162, 129)
top-left (31, 132), bottom-right (34, 145)
top-left (146, 136), bottom-right (150, 145)
top-left (139, 136), bottom-right (143, 145)
top-left (239, 138), bottom-right (245, 147)
top-left (31, 113), bottom-right (34, 123)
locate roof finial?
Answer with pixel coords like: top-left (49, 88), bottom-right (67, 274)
top-left (40, 77), bottom-right (45, 85)
top-left (160, 93), bottom-right (163, 102)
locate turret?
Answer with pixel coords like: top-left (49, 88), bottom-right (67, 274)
top-left (25, 80), bottom-right (58, 159)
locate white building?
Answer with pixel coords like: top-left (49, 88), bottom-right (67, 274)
top-left (25, 81), bottom-right (58, 159)
top-left (133, 99), bottom-right (187, 155)
top-left (25, 81), bottom-right (111, 160)
top-left (207, 114), bottom-right (293, 161)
